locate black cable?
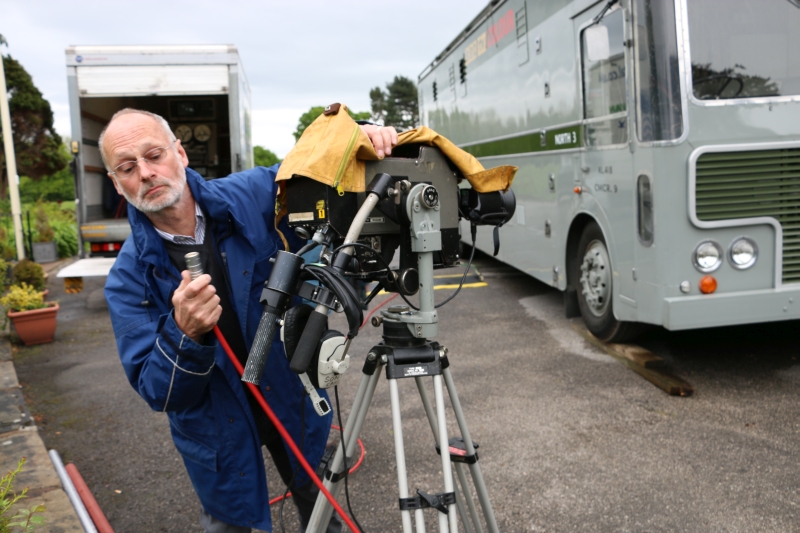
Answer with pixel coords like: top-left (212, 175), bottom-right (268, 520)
top-left (434, 227), bottom-right (478, 309)
top-left (329, 241), bottom-right (427, 311)
top-left (361, 281), bottom-right (385, 308)
top-left (392, 288), bottom-right (420, 311)
top-left (335, 385), bottom-right (365, 533)
top-left (330, 240), bottom-right (379, 258)
top-left (297, 240), bottom-right (318, 257)
top-left (330, 241), bottom-right (393, 272)
top-left (303, 264), bottom-right (363, 337)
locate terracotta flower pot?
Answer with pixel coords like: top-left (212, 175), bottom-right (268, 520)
top-left (7, 302), bottom-right (59, 346)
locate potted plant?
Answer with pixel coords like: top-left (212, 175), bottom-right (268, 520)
top-left (1, 283), bottom-right (58, 346)
top-left (11, 259), bottom-right (47, 300)
top-left (31, 204), bottom-right (57, 264)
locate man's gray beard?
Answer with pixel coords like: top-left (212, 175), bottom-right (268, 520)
top-left (120, 165), bottom-right (187, 214)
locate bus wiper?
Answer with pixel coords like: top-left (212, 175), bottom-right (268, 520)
top-left (593, 0), bottom-right (619, 25)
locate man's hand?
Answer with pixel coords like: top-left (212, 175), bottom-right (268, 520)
top-left (359, 124), bottom-right (399, 159)
top-left (172, 271), bottom-right (222, 344)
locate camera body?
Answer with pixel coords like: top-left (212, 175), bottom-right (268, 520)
top-left (285, 145), bottom-right (463, 278)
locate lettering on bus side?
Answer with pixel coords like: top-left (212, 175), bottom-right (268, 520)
top-left (594, 183), bottom-right (618, 193)
top-left (554, 132), bottom-right (578, 146)
top-left (465, 9), bottom-right (515, 66)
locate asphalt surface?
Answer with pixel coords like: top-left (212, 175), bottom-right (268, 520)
top-left (12, 253), bottom-right (800, 532)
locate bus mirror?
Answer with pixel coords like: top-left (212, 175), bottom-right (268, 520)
top-left (585, 25), bottom-right (610, 62)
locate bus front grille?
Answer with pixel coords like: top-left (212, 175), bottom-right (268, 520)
top-left (695, 147), bottom-right (800, 283)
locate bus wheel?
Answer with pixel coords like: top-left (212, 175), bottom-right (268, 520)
top-left (573, 222), bottom-right (640, 343)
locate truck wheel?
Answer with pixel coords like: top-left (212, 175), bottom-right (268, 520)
top-left (572, 221), bottom-right (640, 343)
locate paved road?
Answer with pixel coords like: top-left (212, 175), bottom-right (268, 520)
top-left (13, 253), bottom-right (800, 532)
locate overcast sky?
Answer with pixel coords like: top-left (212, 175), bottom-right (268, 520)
top-left (2, 0), bottom-right (488, 158)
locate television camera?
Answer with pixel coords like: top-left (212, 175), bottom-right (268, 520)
top-left (241, 144), bottom-right (513, 533)
top-left (285, 143), bottom-right (515, 292)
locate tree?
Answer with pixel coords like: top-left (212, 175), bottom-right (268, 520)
top-left (369, 87), bottom-right (386, 125)
top-left (19, 144), bottom-right (75, 203)
top-left (0, 54), bottom-right (69, 196)
top-left (293, 106), bottom-right (372, 142)
top-left (369, 76), bottom-right (419, 131)
top-left (253, 146), bottom-right (281, 167)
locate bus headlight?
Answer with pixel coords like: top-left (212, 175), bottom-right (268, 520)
top-left (693, 240), bottom-right (723, 273)
top-left (728, 237), bottom-right (757, 270)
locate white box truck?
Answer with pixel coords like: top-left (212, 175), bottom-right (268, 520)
top-left (59, 44), bottom-right (252, 282)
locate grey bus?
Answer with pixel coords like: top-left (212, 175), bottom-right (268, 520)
top-left (418, 0), bottom-right (800, 341)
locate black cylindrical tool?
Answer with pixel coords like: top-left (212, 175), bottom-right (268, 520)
top-left (288, 309), bottom-right (328, 374)
top-left (242, 250), bottom-right (304, 383)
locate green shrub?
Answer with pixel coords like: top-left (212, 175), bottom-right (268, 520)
top-left (0, 283), bottom-right (46, 313)
top-left (0, 259), bottom-right (8, 289)
top-left (0, 227), bottom-right (15, 262)
top-left (0, 457), bottom-right (46, 532)
top-left (51, 220), bottom-right (78, 258)
top-left (0, 201), bottom-right (79, 260)
top-left (11, 260), bottom-right (44, 291)
top-left (32, 203), bottom-right (54, 243)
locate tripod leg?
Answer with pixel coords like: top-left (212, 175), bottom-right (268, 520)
top-left (307, 360), bottom-right (383, 533)
top-left (454, 463), bottom-right (479, 533)
top-left (433, 375), bottom-right (458, 533)
top-left (443, 367), bottom-right (500, 533)
top-left (415, 377), bottom-right (478, 533)
top-left (388, 377), bottom-right (418, 533)
top-left (414, 376), bottom-right (438, 438)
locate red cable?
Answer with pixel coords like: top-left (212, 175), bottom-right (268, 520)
top-left (360, 292), bottom-right (399, 329)
top-left (213, 325), bottom-right (361, 533)
top-left (65, 463), bottom-right (115, 533)
top-left (269, 427), bottom-right (365, 506)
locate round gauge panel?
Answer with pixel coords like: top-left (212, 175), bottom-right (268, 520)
top-left (174, 124), bottom-right (192, 143)
top-left (194, 124), bottom-right (212, 143)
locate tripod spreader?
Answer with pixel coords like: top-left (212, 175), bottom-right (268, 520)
top-left (436, 437), bottom-right (480, 465)
top-left (400, 490), bottom-right (456, 515)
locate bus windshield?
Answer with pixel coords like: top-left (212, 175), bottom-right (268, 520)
top-left (687, 0), bottom-right (800, 100)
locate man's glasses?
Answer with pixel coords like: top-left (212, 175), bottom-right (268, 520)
top-left (109, 140), bottom-right (176, 179)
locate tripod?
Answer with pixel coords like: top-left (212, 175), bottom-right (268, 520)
top-left (306, 240), bottom-right (499, 532)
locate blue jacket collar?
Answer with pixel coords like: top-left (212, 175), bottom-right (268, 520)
top-left (128, 168), bottom-right (243, 267)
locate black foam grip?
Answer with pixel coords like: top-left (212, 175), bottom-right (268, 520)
top-left (289, 310), bottom-right (328, 375)
top-left (242, 310), bottom-right (280, 384)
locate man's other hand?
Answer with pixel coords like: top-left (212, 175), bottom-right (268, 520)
top-left (360, 124), bottom-right (399, 159)
top-left (172, 271), bottom-right (222, 343)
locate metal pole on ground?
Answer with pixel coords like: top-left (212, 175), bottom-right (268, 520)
top-left (49, 449), bottom-right (98, 533)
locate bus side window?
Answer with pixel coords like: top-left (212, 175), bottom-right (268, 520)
top-left (633, 0), bottom-right (683, 142)
top-left (581, 9), bottom-right (628, 147)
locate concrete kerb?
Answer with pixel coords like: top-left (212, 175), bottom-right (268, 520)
top-left (0, 257), bottom-right (84, 532)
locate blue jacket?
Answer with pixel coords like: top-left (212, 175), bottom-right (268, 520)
top-left (105, 167), bottom-right (332, 530)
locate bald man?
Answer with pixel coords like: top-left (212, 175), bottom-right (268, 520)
top-left (103, 108), bottom-right (396, 532)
